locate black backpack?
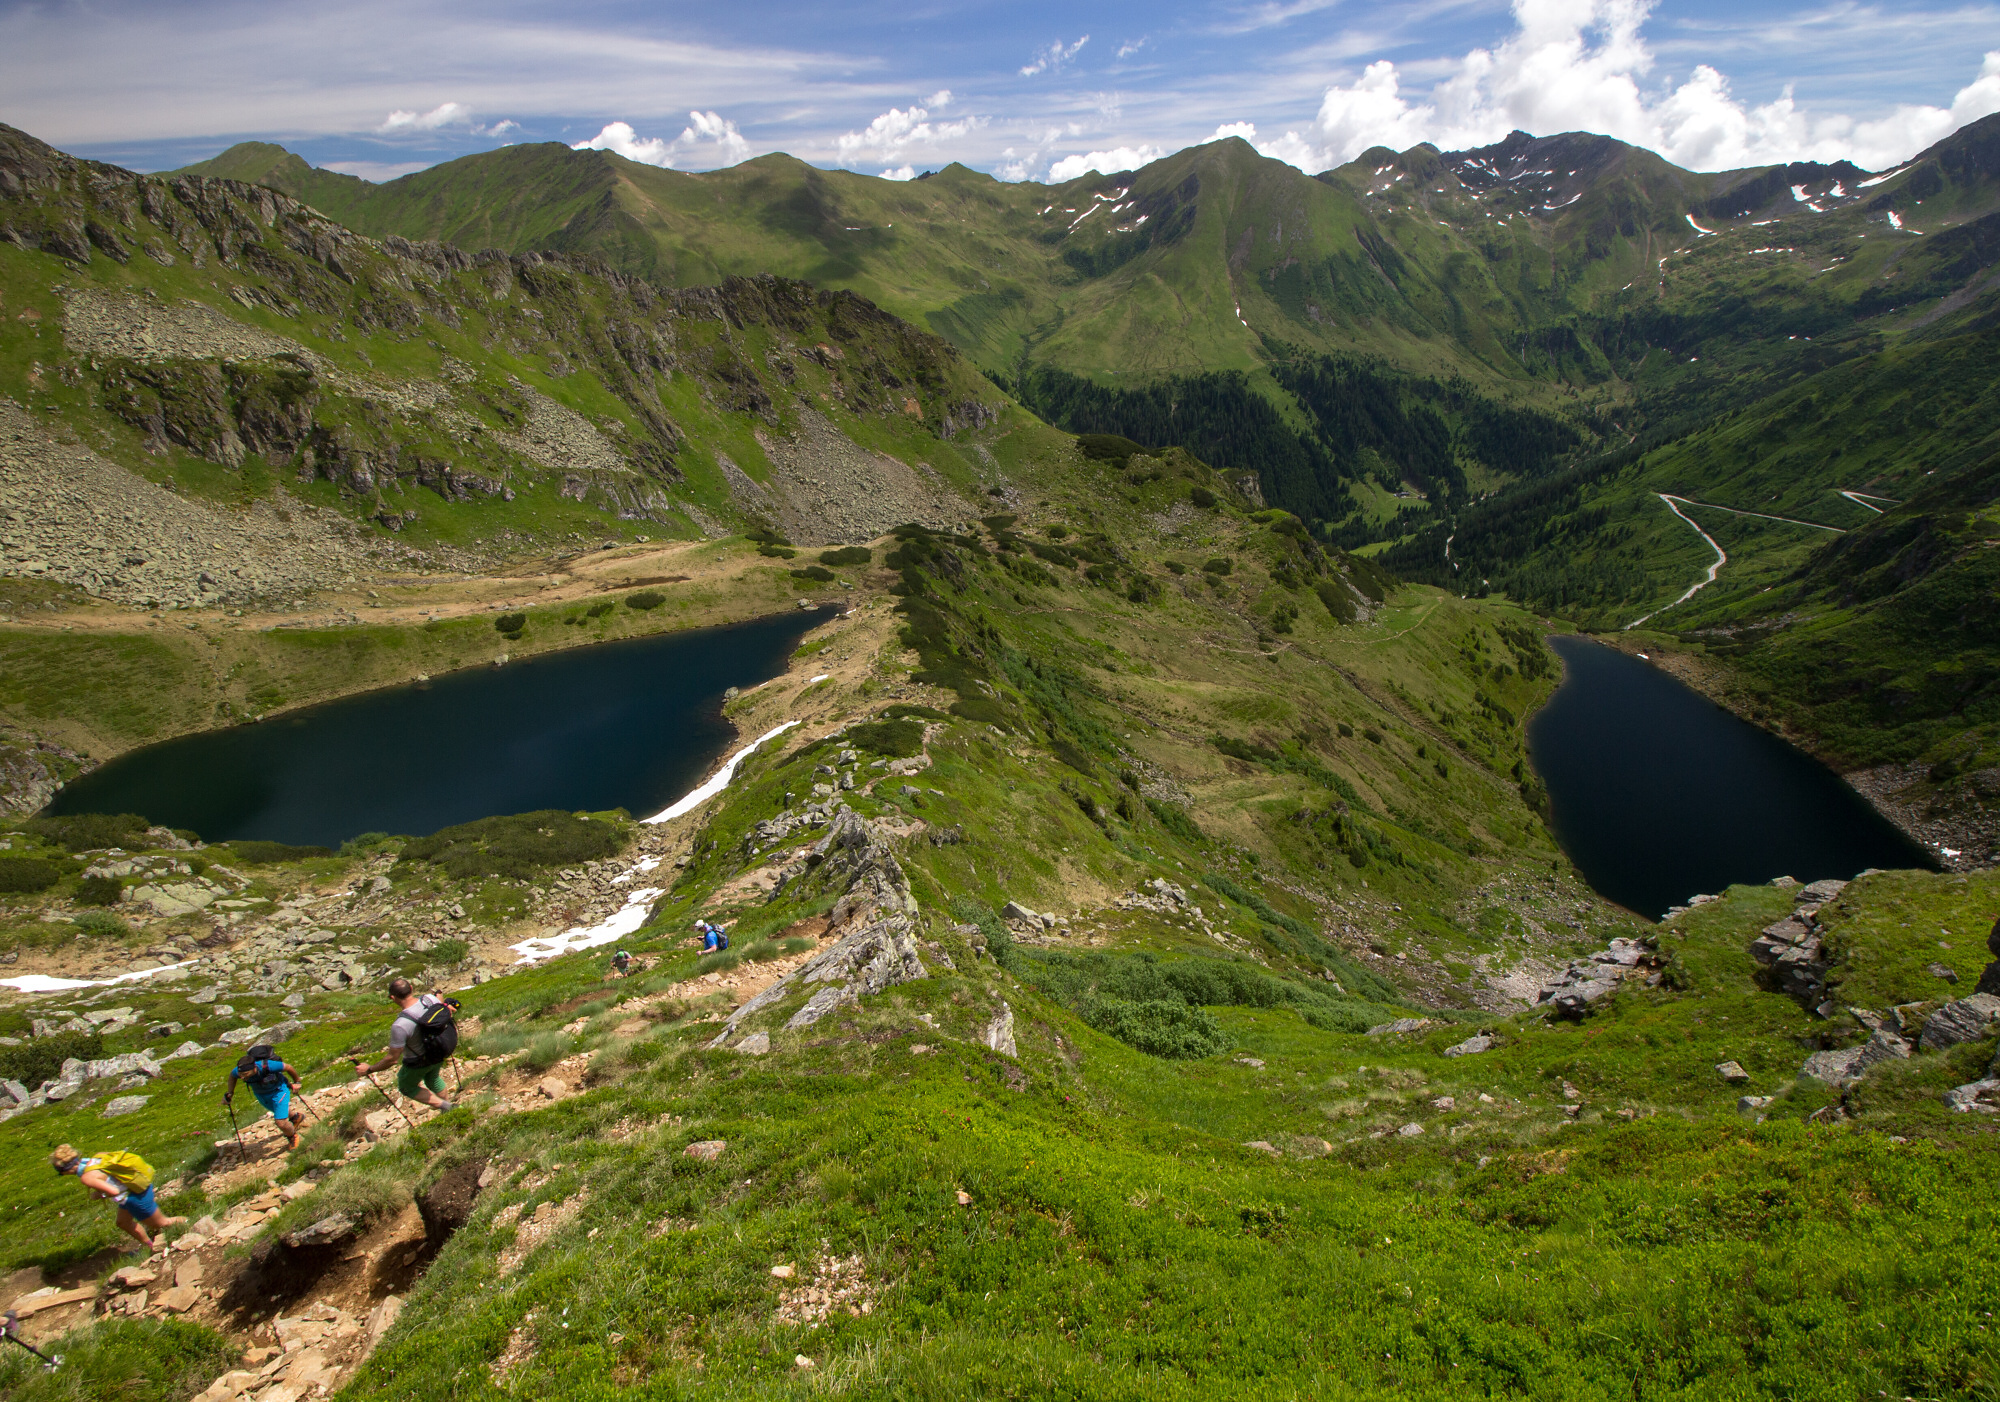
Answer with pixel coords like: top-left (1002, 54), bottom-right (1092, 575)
top-left (403, 997), bottom-right (459, 1067)
top-left (236, 1045), bottom-right (284, 1088)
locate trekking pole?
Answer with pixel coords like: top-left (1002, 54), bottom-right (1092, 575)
top-left (2, 1311), bottom-right (61, 1371)
top-left (359, 1068), bottom-right (416, 1130)
top-left (223, 1098), bottom-right (243, 1146)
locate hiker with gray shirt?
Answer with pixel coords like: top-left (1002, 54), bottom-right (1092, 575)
top-left (353, 977), bottom-right (457, 1111)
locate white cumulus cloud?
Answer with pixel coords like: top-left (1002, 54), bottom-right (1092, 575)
top-left (572, 110), bottom-right (752, 169)
top-left (835, 101), bottom-right (982, 166)
top-left (1266, 0), bottom-right (2000, 173)
top-left (1022, 36), bottom-right (1090, 78)
top-left (1047, 144), bottom-right (1164, 181)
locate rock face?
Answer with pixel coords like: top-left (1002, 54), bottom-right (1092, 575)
top-left (1535, 937), bottom-right (1660, 1018)
top-left (1918, 994), bottom-right (2000, 1054)
top-left (1976, 917), bottom-right (2000, 997)
top-left (1749, 912), bottom-right (1828, 1004)
top-left (1801, 1029), bottom-right (1912, 1084)
top-left (709, 806), bottom-right (928, 1049)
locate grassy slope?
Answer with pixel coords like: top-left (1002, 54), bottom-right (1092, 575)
top-left (3, 438), bottom-right (1996, 1397)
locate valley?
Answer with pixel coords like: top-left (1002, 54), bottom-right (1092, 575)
top-left (0, 101), bottom-right (1994, 1402)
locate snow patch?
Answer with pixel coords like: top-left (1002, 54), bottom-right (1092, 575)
top-left (644, 720), bottom-right (802, 825)
top-left (1857, 167), bottom-right (1908, 189)
top-left (1685, 214), bottom-right (1716, 235)
top-left (0, 959), bottom-right (199, 994)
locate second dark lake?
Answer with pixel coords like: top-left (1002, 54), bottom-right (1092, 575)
top-left (1528, 635), bottom-right (1932, 918)
top-left (46, 607), bottom-right (836, 847)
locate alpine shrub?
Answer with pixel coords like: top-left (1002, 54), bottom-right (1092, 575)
top-left (626, 591), bottom-right (665, 611)
top-left (792, 565), bottom-right (836, 583)
top-left (494, 613), bottom-right (526, 635)
top-left (819, 546), bottom-right (872, 567)
top-left (1083, 998), bottom-right (1230, 1059)
top-left (73, 874), bottom-right (122, 906)
top-left (0, 1029), bottom-right (103, 1088)
top-left (400, 810), bottom-right (626, 881)
top-left (22, 812), bottom-right (150, 852)
top-left (228, 840), bottom-right (334, 865)
top-left (0, 857), bottom-right (60, 893)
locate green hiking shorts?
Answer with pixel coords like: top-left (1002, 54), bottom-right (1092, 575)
top-left (397, 1061), bottom-right (446, 1099)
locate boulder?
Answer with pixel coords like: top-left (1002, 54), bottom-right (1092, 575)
top-left (1919, 994), bottom-right (2000, 1054)
top-left (155, 1284), bottom-right (199, 1313)
top-left (684, 1139), bottom-right (726, 1163)
top-left (1442, 1034), bottom-right (1492, 1058)
top-left (280, 1214), bottom-right (357, 1249)
top-left (1715, 1061), bottom-right (1751, 1083)
top-left (981, 1002), bottom-right (1018, 1059)
top-left (734, 1032), bottom-right (771, 1055)
top-left (102, 1094), bottom-right (150, 1116)
top-left (1001, 900), bottom-right (1040, 925)
top-left (1798, 878), bottom-right (1848, 904)
top-left (1802, 1029), bottom-right (1911, 1084)
top-left (1738, 1095), bottom-right (1775, 1114)
top-left (1367, 1018), bottom-right (1433, 1037)
top-left (1944, 1078), bottom-right (2000, 1114)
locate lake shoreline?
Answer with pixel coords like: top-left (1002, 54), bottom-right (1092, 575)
top-left (1588, 632), bottom-right (1992, 872)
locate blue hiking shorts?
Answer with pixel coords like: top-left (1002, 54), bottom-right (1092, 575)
top-left (251, 1082), bottom-right (292, 1122)
top-left (118, 1185), bottom-right (159, 1219)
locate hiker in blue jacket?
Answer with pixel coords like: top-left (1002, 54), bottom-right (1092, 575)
top-left (225, 1044), bottom-right (305, 1149)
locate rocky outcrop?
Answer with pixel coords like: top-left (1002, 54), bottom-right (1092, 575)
top-left (1748, 881), bottom-right (1847, 1013)
top-left (1801, 1028), bottom-right (1912, 1084)
top-left (707, 806), bottom-right (927, 1048)
top-left (1918, 994), bottom-right (2000, 1053)
top-left (1535, 937), bottom-right (1660, 1018)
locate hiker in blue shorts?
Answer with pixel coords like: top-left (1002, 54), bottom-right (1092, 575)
top-left (50, 1144), bottom-right (184, 1251)
top-left (225, 1043), bottom-right (305, 1149)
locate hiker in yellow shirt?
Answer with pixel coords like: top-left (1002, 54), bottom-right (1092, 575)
top-left (49, 1144), bottom-right (184, 1251)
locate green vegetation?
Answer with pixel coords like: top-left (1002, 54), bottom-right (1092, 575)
top-left (819, 546), bottom-right (873, 567)
top-left (0, 1318), bottom-right (238, 1402)
top-left (398, 810), bottom-right (628, 881)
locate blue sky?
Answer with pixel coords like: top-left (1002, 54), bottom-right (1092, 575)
top-left (3, 0), bottom-right (1996, 181)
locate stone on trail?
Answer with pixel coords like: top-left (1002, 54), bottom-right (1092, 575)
top-left (280, 1214), bottom-right (358, 1249)
top-left (280, 1181), bottom-right (315, 1201)
top-left (111, 1266), bottom-right (157, 1289)
top-left (1715, 1061), bottom-right (1751, 1083)
top-left (156, 1283), bottom-right (199, 1313)
top-left (770, 1264), bottom-right (796, 1279)
top-left (537, 1077), bottom-right (568, 1099)
top-left (684, 1140), bottom-right (726, 1163)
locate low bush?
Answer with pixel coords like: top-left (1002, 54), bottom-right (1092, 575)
top-left (949, 895), bottom-right (1015, 969)
top-left (948, 697), bottom-right (1017, 732)
top-left (695, 948), bottom-right (744, 976)
top-left (791, 565), bottom-right (835, 583)
top-left (469, 1023), bottom-right (532, 1059)
top-left (428, 937), bottom-right (468, 964)
top-left (626, 591), bottom-right (665, 611)
top-left (586, 601), bottom-right (614, 618)
top-left (1202, 557), bottom-right (1233, 575)
top-left (845, 717), bottom-right (924, 759)
top-left (819, 546), bottom-right (872, 567)
top-left (22, 812), bottom-right (150, 852)
top-left (71, 909), bottom-right (128, 937)
top-left (228, 840), bottom-right (334, 865)
top-left (0, 1029), bottom-right (104, 1088)
top-left (0, 856), bottom-right (60, 893)
top-left (399, 810), bottom-right (625, 881)
top-left (1190, 486), bottom-right (1218, 508)
top-left (880, 703), bottom-right (949, 722)
top-left (1083, 997), bottom-right (1230, 1059)
top-left (758, 544), bottom-right (798, 559)
top-left (1315, 579), bottom-right (1357, 622)
top-left (494, 613), bottom-right (526, 635)
top-left (0, 1317), bottom-right (238, 1402)
top-left (1077, 433), bottom-right (1144, 463)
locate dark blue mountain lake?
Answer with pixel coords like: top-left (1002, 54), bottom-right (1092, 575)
top-left (1529, 635), bottom-right (1933, 919)
top-left (46, 607), bottom-right (836, 848)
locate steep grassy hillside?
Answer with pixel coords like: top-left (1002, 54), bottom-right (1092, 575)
top-left (2, 438), bottom-right (1994, 1398)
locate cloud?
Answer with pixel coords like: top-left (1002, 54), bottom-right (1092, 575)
top-left (572, 110), bottom-right (751, 169)
top-left (320, 159), bottom-right (438, 182)
top-left (880, 165), bottom-right (917, 180)
top-left (377, 101), bottom-right (471, 133)
top-left (1021, 35), bottom-right (1090, 78)
top-left (1047, 144), bottom-right (1164, 181)
top-left (486, 118), bottom-right (520, 137)
top-left (1211, 121), bottom-right (1258, 141)
top-left (1115, 37), bottom-right (1148, 59)
top-left (1271, 0), bottom-right (2000, 173)
top-left (834, 101), bottom-right (982, 166)
top-left (925, 89), bottom-right (952, 109)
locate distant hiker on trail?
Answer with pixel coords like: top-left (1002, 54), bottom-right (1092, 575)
top-left (611, 950), bottom-right (633, 976)
top-left (354, 977), bottom-right (457, 1112)
top-left (226, 1044), bottom-right (304, 1149)
top-left (694, 920), bottom-right (729, 953)
top-left (49, 1145), bottom-right (182, 1252)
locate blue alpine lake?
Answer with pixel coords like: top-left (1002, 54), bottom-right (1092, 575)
top-left (1528, 635), bottom-right (1933, 918)
top-left (45, 607), bottom-right (836, 847)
